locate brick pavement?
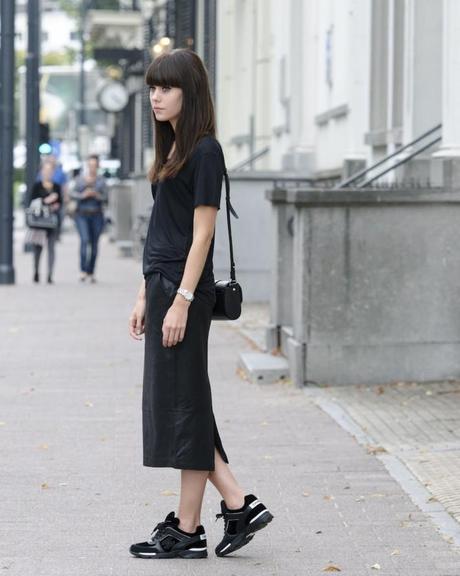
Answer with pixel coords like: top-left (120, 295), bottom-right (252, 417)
top-left (1, 223), bottom-right (460, 575)
top-left (310, 380), bottom-right (460, 530)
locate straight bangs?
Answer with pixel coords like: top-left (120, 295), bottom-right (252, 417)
top-left (145, 54), bottom-right (183, 89)
top-left (146, 49), bottom-right (216, 182)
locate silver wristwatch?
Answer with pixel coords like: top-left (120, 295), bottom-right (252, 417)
top-left (177, 287), bottom-right (194, 302)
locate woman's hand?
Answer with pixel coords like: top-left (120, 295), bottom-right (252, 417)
top-left (43, 192), bottom-right (59, 204)
top-left (129, 297), bottom-right (146, 341)
top-left (162, 297), bottom-right (190, 347)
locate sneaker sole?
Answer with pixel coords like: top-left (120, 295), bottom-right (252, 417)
top-left (215, 510), bottom-right (274, 557)
top-left (130, 548), bottom-right (207, 559)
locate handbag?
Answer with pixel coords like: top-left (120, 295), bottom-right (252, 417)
top-left (25, 199), bottom-right (58, 230)
top-left (212, 163), bottom-right (243, 321)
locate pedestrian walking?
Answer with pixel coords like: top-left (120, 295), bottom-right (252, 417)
top-left (27, 159), bottom-right (62, 284)
top-left (41, 154), bottom-right (68, 241)
top-left (70, 155), bottom-right (107, 283)
top-left (128, 49), bottom-right (273, 560)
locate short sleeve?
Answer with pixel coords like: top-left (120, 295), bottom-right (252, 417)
top-left (193, 152), bottom-right (224, 210)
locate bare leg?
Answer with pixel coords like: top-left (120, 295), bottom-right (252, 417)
top-left (208, 448), bottom-right (245, 509)
top-left (177, 469), bottom-right (208, 533)
top-left (177, 450), bottom-right (245, 533)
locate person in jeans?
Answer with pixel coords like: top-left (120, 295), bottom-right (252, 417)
top-left (128, 49), bottom-right (273, 561)
top-left (29, 159), bottom-right (62, 284)
top-left (71, 155), bottom-right (107, 283)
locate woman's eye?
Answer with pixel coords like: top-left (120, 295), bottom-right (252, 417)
top-left (161, 86), bottom-right (171, 92)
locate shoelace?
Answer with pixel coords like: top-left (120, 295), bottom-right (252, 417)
top-left (148, 520), bottom-right (171, 542)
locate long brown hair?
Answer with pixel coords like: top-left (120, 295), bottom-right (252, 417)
top-left (145, 49), bottom-right (216, 182)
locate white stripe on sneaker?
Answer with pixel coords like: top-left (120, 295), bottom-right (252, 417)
top-left (248, 499), bottom-right (261, 509)
top-left (188, 547), bottom-right (207, 551)
top-left (220, 542), bottom-right (232, 553)
top-left (249, 509), bottom-right (268, 524)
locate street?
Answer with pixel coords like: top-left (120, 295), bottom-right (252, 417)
top-left (1, 224), bottom-right (460, 575)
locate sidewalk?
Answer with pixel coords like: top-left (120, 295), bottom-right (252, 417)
top-left (1, 223), bottom-right (460, 575)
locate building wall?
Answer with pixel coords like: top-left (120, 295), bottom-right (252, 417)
top-left (215, 0), bottom-right (443, 178)
top-left (15, 10), bottom-right (80, 54)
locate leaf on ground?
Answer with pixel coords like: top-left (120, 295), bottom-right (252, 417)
top-left (84, 401), bottom-right (94, 408)
top-left (260, 421), bottom-right (269, 426)
top-left (427, 495), bottom-right (438, 502)
top-left (160, 489), bottom-right (178, 496)
top-left (41, 482), bottom-right (49, 490)
top-left (323, 495), bottom-right (335, 501)
top-left (323, 564), bottom-right (341, 572)
top-left (375, 386), bottom-right (385, 395)
top-left (390, 549), bottom-right (400, 556)
top-left (39, 444), bottom-right (49, 450)
top-left (235, 367), bottom-right (249, 381)
top-left (302, 491), bottom-right (310, 497)
top-left (366, 445), bottom-right (387, 455)
top-left (371, 563), bottom-right (381, 570)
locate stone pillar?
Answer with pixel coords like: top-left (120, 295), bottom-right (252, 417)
top-left (280, 0), bottom-right (316, 174)
top-left (433, 0), bottom-right (460, 187)
top-left (344, 0), bottom-right (371, 171)
top-left (438, 0), bottom-right (460, 156)
top-left (399, 0), bottom-right (442, 184)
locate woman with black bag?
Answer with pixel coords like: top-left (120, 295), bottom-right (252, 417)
top-left (128, 49), bottom-right (273, 560)
top-left (27, 159), bottom-right (62, 284)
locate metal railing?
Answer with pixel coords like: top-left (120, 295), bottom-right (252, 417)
top-left (230, 146), bottom-right (270, 172)
top-left (336, 123), bottom-right (442, 189)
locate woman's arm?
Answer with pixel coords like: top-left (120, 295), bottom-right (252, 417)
top-left (68, 178), bottom-right (86, 200)
top-left (161, 205), bottom-right (217, 348)
top-left (95, 178), bottom-right (108, 203)
top-left (129, 278), bottom-right (146, 340)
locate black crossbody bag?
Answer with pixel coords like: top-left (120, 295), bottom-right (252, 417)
top-left (212, 165), bottom-right (243, 321)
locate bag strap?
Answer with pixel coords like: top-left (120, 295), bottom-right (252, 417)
top-left (216, 139), bottom-right (238, 282)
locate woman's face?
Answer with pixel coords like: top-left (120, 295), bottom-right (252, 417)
top-left (150, 85), bottom-right (183, 129)
top-left (41, 162), bottom-right (54, 181)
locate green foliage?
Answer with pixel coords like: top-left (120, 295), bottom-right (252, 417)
top-left (58, 0), bottom-right (121, 17)
top-left (42, 51), bottom-right (77, 66)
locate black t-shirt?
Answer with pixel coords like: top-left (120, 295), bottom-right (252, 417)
top-left (142, 136), bottom-right (225, 299)
top-left (30, 181), bottom-right (62, 209)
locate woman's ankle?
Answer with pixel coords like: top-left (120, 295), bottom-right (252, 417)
top-left (224, 491), bottom-right (246, 510)
top-left (178, 517), bottom-right (200, 534)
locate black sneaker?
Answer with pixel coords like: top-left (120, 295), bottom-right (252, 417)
top-left (129, 511), bottom-right (207, 559)
top-left (215, 494), bottom-right (274, 557)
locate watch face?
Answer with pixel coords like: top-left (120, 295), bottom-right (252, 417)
top-left (99, 82), bottom-right (129, 112)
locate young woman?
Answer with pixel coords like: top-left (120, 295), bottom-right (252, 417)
top-left (70, 154), bottom-right (107, 283)
top-left (128, 49), bottom-right (273, 560)
top-left (29, 159), bottom-right (62, 284)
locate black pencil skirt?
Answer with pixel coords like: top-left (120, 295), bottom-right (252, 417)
top-left (142, 271), bottom-right (229, 471)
